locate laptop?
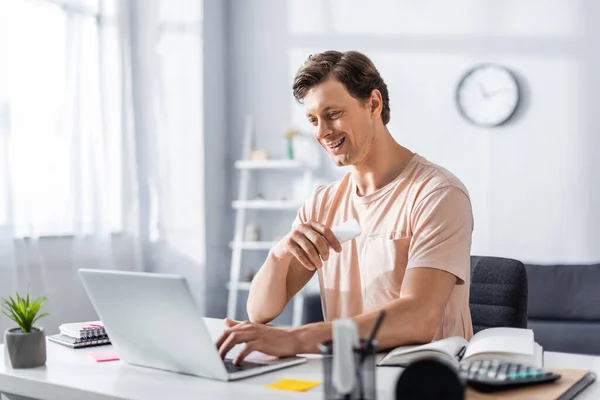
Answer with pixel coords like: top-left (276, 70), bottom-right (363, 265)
top-left (78, 269), bottom-right (307, 381)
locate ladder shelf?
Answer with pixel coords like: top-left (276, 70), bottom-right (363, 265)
top-left (226, 115), bottom-right (316, 327)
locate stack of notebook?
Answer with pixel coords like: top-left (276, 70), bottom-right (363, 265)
top-left (48, 321), bottom-right (111, 349)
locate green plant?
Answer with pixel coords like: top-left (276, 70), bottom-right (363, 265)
top-left (1, 291), bottom-right (49, 333)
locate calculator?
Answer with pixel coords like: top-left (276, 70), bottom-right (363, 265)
top-left (458, 359), bottom-right (562, 393)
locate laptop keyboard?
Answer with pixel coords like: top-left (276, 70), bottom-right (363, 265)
top-left (224, 359), bottom-right (265, 373)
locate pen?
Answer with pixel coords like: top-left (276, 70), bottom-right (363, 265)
top-left (357, 310), bottom-right (386, 399)
top-left (367, 311), bottom-right (386, 344)
top-left (358, 310), bottom-right (386, 365)
top-left (456, 346), bottom-right (466, 360)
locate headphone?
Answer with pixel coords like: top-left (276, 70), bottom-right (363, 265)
top-left (395, 358), bottom-right (465, 400)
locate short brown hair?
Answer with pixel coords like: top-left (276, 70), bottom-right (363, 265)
top-left (292, 50), bottom-right (391, 125)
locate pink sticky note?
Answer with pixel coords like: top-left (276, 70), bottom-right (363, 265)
top-left (90, 351), bottom-right (120, 362)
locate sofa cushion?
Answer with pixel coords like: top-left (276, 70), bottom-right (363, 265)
top-left (525, 264), bottom-right (600, 321)
top-left (528, 319), bottom-right (600, 356)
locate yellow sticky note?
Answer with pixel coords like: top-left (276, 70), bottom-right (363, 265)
top-left (265, 378), bottom-right (322, 392)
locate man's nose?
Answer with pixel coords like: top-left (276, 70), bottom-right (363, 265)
top-left (315, 120), bottom-right (333, 140)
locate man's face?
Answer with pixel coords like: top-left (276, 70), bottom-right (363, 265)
top-left (303, 78), bottom-right (374, 167)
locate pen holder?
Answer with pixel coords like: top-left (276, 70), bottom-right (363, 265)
top-left (318, 339), bottom-right (378, 400)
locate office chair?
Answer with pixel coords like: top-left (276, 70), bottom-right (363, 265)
top-left (302, 255), bottom-right (529, 333)
top-left (470, 255), bottom-right (528, 333)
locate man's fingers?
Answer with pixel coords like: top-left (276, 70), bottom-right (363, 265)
top-left (285, 220), bottom-right (344, 271)
top-left (298, 225), bottom-right (330, 261)
top-left (310, 221), bottom-right (342, 252)
top-left (224, 318), bottom-right (239, 328)
top-left (290, 231), bottom-right (322, 269)
top-left (233, 341), bottom-right (258, 365)
top-left (215, 325), bottom-right (235, 350)
top-left (215, 322), bottom-right (249, 353)
top-left (289, 243), bottom-right (315, 271)
top-left (296, 237), bottom-right (322, 269)
top-left (218, 329), bottom-right (253, 359)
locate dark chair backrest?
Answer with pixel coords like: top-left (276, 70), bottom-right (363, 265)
top-left (469, 256), bottom-right (528, 333)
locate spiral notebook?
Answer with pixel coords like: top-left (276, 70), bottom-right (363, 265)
top-left (48, 333), bottom-right (111, 349)
top-left (59, 321), bottom-right (106, 339)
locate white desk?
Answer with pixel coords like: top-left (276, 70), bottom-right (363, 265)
top-left (0, 318), bottom-right (598, 400)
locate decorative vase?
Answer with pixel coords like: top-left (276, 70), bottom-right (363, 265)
top-left (292, 134), bottom-right (321, 169)
top-left (286, 137), bottom-right (294, 160)
top-left (244, 223), bottom-right (260, 242)
top-left (4, 327), bottom-right (47, 369)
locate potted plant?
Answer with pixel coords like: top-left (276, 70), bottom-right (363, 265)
top-left (1, 291), bottom-right (49, 368)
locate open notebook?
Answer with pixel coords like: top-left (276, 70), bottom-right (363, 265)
top-left (378, 328), bottom-right (543, 369)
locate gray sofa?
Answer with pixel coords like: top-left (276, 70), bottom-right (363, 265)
top-left (301, 262), bottom-right (600, 356)
top-left (525, 263), bottom-right (600, 356)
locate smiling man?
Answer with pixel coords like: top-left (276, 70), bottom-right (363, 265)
top-left (216, 50), bottom-right (474, 364)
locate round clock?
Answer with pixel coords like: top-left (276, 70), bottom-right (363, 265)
top-left (455, 64), bottom-right (521, 127)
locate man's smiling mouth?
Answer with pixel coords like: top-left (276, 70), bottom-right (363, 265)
top-left (327, 137), bottom-right (345, 149)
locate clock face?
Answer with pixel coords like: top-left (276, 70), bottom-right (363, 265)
top-left (456, 64), bottom-right (520, 127)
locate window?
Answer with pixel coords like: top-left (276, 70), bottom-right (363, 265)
top-left (151, 0), bottom-right (205, 261)
top-left (0, 0), bottom-right (122, 237)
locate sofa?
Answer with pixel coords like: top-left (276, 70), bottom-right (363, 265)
top-left (301, 262), bottom-right (600, 356)
top-left (525, 263), bottom-right (600, 355)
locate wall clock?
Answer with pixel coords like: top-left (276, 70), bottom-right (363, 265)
top-left (455, 64), bottom-right (521, 127)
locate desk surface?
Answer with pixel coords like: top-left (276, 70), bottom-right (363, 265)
top-left (1, 318), bottom-right (598, 400)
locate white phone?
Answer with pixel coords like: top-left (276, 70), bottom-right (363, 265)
top-left (331, 219), bottom-right (362, 244)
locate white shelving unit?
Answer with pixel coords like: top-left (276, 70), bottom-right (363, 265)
top-left (232, 200), bottom-right (302, 210)
top-left (226, 281), bottom-right (252, 291)
top-left (229, 241), bottom-right (276, 250)
top-left (226, 115), bottom-right (316, 326)
top-left (234, 159), bottom-right (306, 169)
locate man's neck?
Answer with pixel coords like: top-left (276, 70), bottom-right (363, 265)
top-left (351, 128), bottom-right (414, 197)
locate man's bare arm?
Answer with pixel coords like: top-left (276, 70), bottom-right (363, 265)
top-left (247, 221), bottom-right (341, 324)
top-left (293, 267), bottom-right (457, 353)
top-left (246, 255), bottom-right (314, 324)
top-left (218, 266), bottom-right (458, 363)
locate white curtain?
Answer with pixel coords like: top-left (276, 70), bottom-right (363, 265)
top-left (0, 0), bottom-right (205, 337)
top-left (133, 0), bottom-right (206, 309)
top-left (149, 0), bottom-right (206, 310)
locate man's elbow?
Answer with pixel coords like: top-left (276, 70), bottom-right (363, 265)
top-left (246, 305), bottom-right (281, 325)
top-left (414, 310), bottom-right (443, 343)
top-left (247, 311), bottom-right (272, 325)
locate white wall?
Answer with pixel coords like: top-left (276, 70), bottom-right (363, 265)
top-left (211, 0), bottom-right (600, 319)
top-left (223, 0), bottom-right (600, 274)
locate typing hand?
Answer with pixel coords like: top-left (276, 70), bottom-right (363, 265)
top-left (215, 318), bottom-right (300, 365)
top-left (270, 221), bottom-right (342, 271)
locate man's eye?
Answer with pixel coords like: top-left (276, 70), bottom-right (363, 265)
top-left (328, 111), bottom-right (341, 119)
top-left (308, 118), bottom-right (317, 125)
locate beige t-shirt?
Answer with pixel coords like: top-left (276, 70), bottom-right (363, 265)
top-left (295, 154), bottom-right (474, 341)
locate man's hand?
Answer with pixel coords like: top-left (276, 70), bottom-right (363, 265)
top-left (270, 221), bottom-right (342, 271)
top-left (215, 318), bottom-right (300, 365)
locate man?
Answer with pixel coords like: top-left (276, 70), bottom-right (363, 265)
top-left (216, 50), bottom-right (474, 364)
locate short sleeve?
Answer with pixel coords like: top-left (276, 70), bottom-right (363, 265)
top-left (291, 186), bottom-right (322, 229)
top-left (291, 203), bottom-right (309, 229)
top-left (406, 186), bottom-right (473, 284)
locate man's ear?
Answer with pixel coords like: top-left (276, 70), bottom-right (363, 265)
top-left (369, 89), bottom-right (383, 120)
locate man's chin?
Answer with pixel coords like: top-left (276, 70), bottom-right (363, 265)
top-left (332, 155), bottom-right (351, 167)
